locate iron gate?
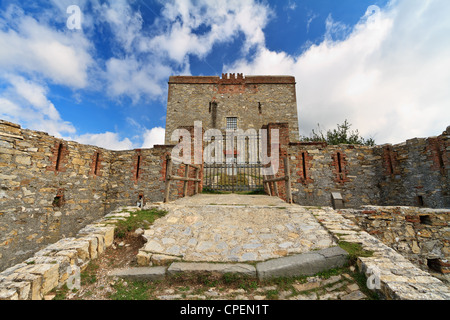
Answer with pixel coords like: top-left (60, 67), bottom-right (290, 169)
top-left (203, 133), bottom-right (264, 192)
top-left (203, 162), bottom-right (264, 192)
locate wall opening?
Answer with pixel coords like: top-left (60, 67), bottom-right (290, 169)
top-left (427, 258), bottom-right (442, 273)
top-left (52, 195), bottom-right (64, 208)
top-left (55, 143), bottom-right (63, 171)
top-left (136, 155), bottom-right (141, 180)
top-left (419, 214), bottom-right (432, 225)
top-left (337, 152), bottom-right (342, 173)
top-left (436, 144), bottom-right (445, 175)
top-left (258, 102), bottom-right (262, 114)
top-left (138, 194), bottom-right (144, 208)
top-left (210, 101), bottom-right (217, 128)
top-left (301, 152), bottom-right (307, 180)
top-left (386, 146), bottom-right (394, 175)
top-left (417, 195), bottom-right (425, 207)
top-left (94, 152), bottom-right (100, 176)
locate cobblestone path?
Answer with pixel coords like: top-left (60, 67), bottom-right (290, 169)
top-left (140, 194), bottom-right (336, 263)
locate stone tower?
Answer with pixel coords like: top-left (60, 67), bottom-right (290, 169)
top-left (164, 73), bottom-right (299, 144)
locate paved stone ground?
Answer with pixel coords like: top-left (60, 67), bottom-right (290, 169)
top-left (140, 194), bottom-right (336, 263)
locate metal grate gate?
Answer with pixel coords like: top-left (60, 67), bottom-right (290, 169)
top-left (203, 133), bottom-right (264, 192)
top-left (203, 162), bottom-right (264, 192)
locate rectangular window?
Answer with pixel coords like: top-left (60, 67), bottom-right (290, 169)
top-left (226, 117), bottom-right (238, 130)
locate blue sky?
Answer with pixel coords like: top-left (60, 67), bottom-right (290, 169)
top-left (0, 0), bottom-right (449, 150)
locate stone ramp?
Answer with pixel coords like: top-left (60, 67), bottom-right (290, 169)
top-left (138, 194), bottom-right (336, 264)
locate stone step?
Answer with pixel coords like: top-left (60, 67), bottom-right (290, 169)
top-left (109, 267), bottom-right (167, 281)
top-left (255, 247), bottom-right (349, 280)
top-left (110, 247), bottom-right (348, 282)
top-left (167, 262), bottom-right (256, 277)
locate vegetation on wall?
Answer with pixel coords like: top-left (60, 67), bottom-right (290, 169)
top-left (300, 120), bottom-right (376, 146)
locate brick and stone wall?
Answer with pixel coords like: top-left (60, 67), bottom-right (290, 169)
top-left (288, 142), bottom-right (382, 208)
top-left (0, 120), bottom-right (114, 270)
top-left (0, 120), bottom-right (177, 271)
top-left (165, 73), bottom-right (300, 144)
top-left (106, 146), bottom-right (177, 208)
top-left (340, 206), bottom-right (450, 275)
top-left (283, 125), bottom-right (449, 209)
top-left (374, 129), bottom-right (449, 208)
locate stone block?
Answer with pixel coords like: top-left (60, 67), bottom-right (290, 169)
top-left (137, 251), bottom-right (151, 266)
top-left (6, 272), bottom-right (42, 300)
top-left (109, 267), bottom-right (167, 281)
top-left (1, 280), bottom-right (31, 300)
top-left (15, 263), bottom-right (59, 295)
top-left (78, 225), bottom-right (115, 247)
top-left (151, 254), bottom-right (181, 266)
top-left (256, 247), bottom-right (348, 280)
top-left (0, 288), bottom-right (18, 300)
top-left (167, 262), bottom-right (257, 277)
top-left (78, 236), bottom-right (99, 259)
top-left (331, 192), bottom-right (345, 210)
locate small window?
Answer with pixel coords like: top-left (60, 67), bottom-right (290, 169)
top-left (226, 117), bottom-right (238, 130)
top-left (55, 143), bottom-right (63, 171)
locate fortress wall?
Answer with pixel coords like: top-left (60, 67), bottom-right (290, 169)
top-left (285, 125), bottom-right (449, 209)
top-left (0, 120), bottom-right (177, 271)
top-left (288, 142), bottom-right (382, 208)
top-left (106, 146), bottom-right (176, 208)
top-left (1, 116), bottom-right (448, 272)
top-left (0, 120), bottom-right (114, 270)
top-left (374, 132), bottom-right (449, 208)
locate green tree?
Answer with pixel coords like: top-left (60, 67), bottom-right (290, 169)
top-left (301, 120), bottom-right (375, 146)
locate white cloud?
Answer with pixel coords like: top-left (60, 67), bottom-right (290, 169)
top-left (226, 0), bottom-right (450, 144)
top-left (105, 57), bottom-right (171, 102)
top-left (0, 98), bottom-right (22, 122)
top-left (0, 76), bottom-right (76, 138)
top-left (142, 127), bottom-right (166, 149)
top-left (100, 0), bottom-right (272, 102)
top-left (72, 132), bottom-right (134, 151)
